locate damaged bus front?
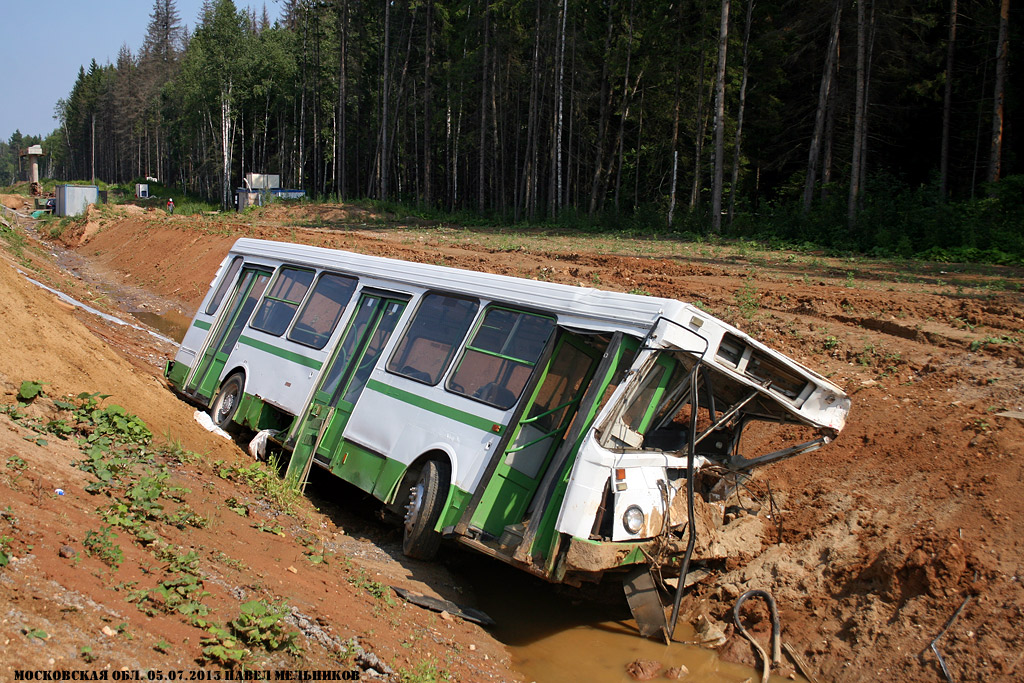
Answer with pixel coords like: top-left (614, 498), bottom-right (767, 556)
top-left (535, 315), bottom-right (850, 636)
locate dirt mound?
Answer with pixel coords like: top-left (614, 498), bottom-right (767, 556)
top-left (1, 193), bottom-right (27, 211)
top-left (253, 202), bottom-right (385, 227)
top-left (0, 253), bottom-right (201, 440)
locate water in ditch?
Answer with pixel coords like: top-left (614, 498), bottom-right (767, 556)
top-left (456, 554), bottom-right (793, 683)
top-left (131, 308), bottom-right (192, 343)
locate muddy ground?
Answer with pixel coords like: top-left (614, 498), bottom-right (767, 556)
top-left (2, 197), bottom-right (1024, 682)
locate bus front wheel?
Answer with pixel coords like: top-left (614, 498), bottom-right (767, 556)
top-left (210, 373), bottom-right (244, 430)
top-left (402, 460), bottom-right (448, 560)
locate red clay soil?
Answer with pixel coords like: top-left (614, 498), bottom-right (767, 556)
top-left (3, 201), bottom-right (1024, 682)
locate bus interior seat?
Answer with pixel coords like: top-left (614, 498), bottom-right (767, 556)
top-left (400, 365), bottom-right (433, 383)
top-left (474, 382), bottom-right (516, 410)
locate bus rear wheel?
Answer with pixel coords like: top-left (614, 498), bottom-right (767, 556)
top-left (402, 460), bottom-right (448, 560)
top-left (210, 373), bottom-right (244, 430)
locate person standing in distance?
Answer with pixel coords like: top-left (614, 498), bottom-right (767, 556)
top-left (167, 197), bottom-right (174, 214)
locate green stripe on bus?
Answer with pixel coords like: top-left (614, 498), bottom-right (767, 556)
top-left (366, 379), bottom-right (506, 435)
top-left (238, 335), bottom-right (323, 370)
top-left (194, 320), bottom-right (212, 330)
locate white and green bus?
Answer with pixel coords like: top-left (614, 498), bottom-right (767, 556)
top-left (166, 238), bottom-right (849, 631)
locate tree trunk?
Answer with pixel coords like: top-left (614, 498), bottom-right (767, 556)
top-left (614, 2), bottom-right (636, 215)
top-left (220, 83), bottom-right (234, 209)
top-left (478, 2), bottom-right (490, 213)
top-left (940, 0), bottom-right (958, 200)
top-left (381, 0), bottom-right (392, 199)
top-left (338, 0), bottom-right (348, 198)
top-left (710, 0), bottom-right (730, 234)
top-left (848, 0), bottom-right (868, 226)
top-left (423, 0), bottom-right (432, 206)
top-left (987, 0), bottom-right (1010, 185)
top-left (633, 87), bottom-right (643, 209)
top-left (728, 0), bottom-right (753, 226)
top-left (553, 0), bottom-right (568, 216)
top-left (821, 54), bottom-right (837, 199)
top-left (588, 2), bottom-right (615, 216)
top-left (802, 0), bottom-right (842, 212)
top-left (667, 59), bottom-right (681, 228)
top-left (522, 0), bottom-right (543, 219)
top-left (690, 21), bottom-right (711, 213)
top-left (858, 1), bottom-right (876, 210)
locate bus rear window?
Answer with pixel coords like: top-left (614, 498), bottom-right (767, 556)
top-left (447, 307), bottom-right (555, 409)
top-left (387, 293), bottom-right (479, 384)
top-left (250, 267), bottom-right (315, 336)
top-left (288, 272), bottom-right (358, 349)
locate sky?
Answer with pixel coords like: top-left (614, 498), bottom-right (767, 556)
top-left (0, 0), bottom-right (282, 143)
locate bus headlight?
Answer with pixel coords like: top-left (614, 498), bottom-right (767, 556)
top-left (622, 505), bottom-right (645, 535)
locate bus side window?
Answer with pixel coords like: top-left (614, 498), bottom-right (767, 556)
top-left (250, 267), bottom-right (315, 336)
top-left (447, 307), bottom-right (555, 410)
top-left (386, 293), bottom-right (479, 384)
top-left (288, 273), bottom-right (358, 349)
top-left (205, 256), bottom-right (243, 315)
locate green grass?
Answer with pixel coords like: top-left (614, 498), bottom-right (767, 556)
top-left (735, 280), bottom-right (760, 319)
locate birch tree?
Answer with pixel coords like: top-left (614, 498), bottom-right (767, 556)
top-left (727, 0), bottom-right (753, 226)
top-left (182, 0), bottom-right (248, 208)
top-left (710, 0), bottom-right (730, 234)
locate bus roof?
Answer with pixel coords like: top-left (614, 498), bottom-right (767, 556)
top-left (230, 238), bottom-right (689, 337)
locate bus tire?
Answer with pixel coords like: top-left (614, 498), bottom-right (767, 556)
top-left (210, 372), bottom-right (244, 430)
top-left (402, 460), bottom-right (448, 560)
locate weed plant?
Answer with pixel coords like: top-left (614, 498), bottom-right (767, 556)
top-left (1, 382), bottom-right (308, 667)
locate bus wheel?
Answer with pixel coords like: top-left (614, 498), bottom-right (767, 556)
top-left (402, 460), bottom-right (448, 560)
top-left (210, 373), bottom-right (244, 430)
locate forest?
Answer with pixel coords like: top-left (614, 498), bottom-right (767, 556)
top-left (4, 0), bottom-right (1023, 262)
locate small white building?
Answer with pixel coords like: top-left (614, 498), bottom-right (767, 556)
top-left (55, 185), bottom-right (99, 217)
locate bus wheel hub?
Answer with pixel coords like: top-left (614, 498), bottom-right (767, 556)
top-left (405, 481), bottom-right (424, 530)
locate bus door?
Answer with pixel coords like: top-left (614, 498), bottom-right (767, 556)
top-left (469, 332), bottom-right (602, 541)
top-left (288, 292), bottom-right (407, 486)
top-left (187, 267), bottom-right (272, 400)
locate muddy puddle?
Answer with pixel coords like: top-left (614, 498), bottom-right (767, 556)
top-left (456, 556), bottom-right (791, 683)
top-left (131, 308), bottom-right (192, 343)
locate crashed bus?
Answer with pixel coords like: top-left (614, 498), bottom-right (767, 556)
top-left (165, 238), bottom-right (850, 635)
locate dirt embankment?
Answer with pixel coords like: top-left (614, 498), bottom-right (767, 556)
top-left (4, 203), bottom-right (1024, 682)
top-left (0, 209), bottom-right (519, 681)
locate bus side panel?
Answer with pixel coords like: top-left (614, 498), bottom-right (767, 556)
top-left (165, 359), bottom-right (190, 387)
top-left (330, 440), bottom-right (385, 493)
top-left (212, 332), bottom-right (329, 416)
top-left (438, 487), bottom-right (472, 531)
top-left (169, 318), bottom-right (215, 392)
top-left (234, 393), bottom-right (295, 432)
top-left (556, 434), bottom-right (614, 540)
top-left (342, 384), bottom-right (501, 494)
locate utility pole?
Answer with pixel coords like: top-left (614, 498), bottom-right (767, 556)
top-left (91, 113), bottom-right (96, 183)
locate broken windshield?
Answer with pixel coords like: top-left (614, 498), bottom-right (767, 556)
top-left (600, 351), bottom-right (698, 452)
